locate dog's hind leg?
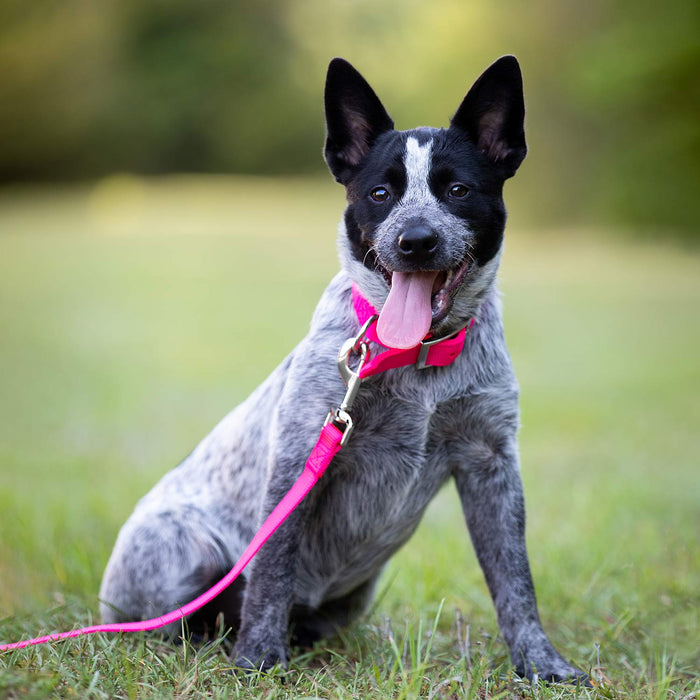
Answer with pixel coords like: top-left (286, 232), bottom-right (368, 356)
top-left (289, 576), bottom-right (378, 648)
top-left (99, 504), bottom-right (244, 640)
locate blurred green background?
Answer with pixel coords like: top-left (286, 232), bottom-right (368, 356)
top-left (1, 0), bottom-right (698, 235)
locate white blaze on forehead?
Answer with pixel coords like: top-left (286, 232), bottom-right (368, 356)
top-left (401, 136), bottom-right (437, 206)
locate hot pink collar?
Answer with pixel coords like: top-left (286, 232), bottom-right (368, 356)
top-left (351, 283), bottom-right (473, 378)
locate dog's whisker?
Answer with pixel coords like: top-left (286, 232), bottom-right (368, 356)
top-left (362, 247), bottom-right (376, 269)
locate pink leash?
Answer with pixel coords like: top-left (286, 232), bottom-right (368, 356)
top-left (1, 288), bottom-right (471, 653)
top-left (0, 423), bottom-right (344, 652)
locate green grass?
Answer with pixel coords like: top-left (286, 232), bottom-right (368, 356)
top-left (0, 177), bottom-right (698, 698)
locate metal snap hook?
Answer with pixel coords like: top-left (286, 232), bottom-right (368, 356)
top-left (336, 337), bottom-right (369, 413)
top-left (326, 316), bottom-right (377, 445)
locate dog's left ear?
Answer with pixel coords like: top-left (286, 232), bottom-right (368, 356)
top-left (451, 55), bottom-right (527, 178)
top-left (324, 58), bottom-right (395, 184)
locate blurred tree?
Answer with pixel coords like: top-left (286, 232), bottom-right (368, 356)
top-left (0, 0), bottom-right (697, 236)
top-left (563, 0), bottom-right (700, 233)
top-left (0, 0), bottom-right (122, 179)
top-left (0, 0), bottom-right (319, 179)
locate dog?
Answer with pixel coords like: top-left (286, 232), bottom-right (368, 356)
top-left (99, 55), bottom-right (587, 683)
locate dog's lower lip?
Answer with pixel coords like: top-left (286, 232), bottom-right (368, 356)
top-left (431, 259), bottom-right (470, 322)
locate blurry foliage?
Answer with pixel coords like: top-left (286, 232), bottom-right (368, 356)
top-left (0, 0), bottom-right (698, 235)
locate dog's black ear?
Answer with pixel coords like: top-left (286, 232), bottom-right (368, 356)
top-left (324, 58), bottom-right (394, 184)
top-left (451, 55), bottom-right (527, 178)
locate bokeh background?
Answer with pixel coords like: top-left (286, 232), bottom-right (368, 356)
top-left (1, 0), bottom-right (698, 235)
top-left (1, 1), bottom-right (698, 696)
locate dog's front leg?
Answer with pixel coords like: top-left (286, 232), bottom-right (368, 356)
top-left (231, 455), bottom-right (308, 673)
top-left (452, 435), bottom-right (587, 683)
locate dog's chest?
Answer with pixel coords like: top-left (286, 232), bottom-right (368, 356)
top-left (295, 374), bottom-right (459, 604)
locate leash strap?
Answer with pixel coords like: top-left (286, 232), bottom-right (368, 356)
top-left (1, 284), bottom-right (470, 653)
top-left (0, 424), bottom-right (344, 652)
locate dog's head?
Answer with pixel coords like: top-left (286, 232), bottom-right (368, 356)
top-left (324, 56), bottom-right (526, 348)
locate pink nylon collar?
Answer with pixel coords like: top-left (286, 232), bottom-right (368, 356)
top-left (351, 284), bottom-right (473, 378)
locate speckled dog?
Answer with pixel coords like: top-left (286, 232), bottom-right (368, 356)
top-left (100, 56), bottom-right (587, 683)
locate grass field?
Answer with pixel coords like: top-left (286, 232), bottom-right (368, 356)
top-left (0, 177), bottom-right (698, 698)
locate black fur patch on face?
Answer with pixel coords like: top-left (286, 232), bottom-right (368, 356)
top-left (343, 131), bottom-right (409, 269)
top-left (427, 128), bottom-right (507, 265)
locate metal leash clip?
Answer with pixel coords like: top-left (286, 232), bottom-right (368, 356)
top-left (324, 315), bottom-right (377, 446)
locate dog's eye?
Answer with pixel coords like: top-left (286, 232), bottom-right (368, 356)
top-left (370, 187), bottom-right (390, 203)
top-left (449, 184), bottom-right (469, 199)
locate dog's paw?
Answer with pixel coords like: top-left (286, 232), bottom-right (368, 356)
top-left (512, 634), bottom-right (591, 686)
top-left (231, 637), bottom-right (289, 675)
top-left (516, 659), bottom-right (591, 687)
top-left (529, 665), bottom-right (592, 687)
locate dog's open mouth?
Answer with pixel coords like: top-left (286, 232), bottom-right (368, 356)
top-left (375, 259), bottom-right (471, 349)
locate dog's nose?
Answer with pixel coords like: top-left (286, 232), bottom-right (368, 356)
top-left (397, 224), bottom-right (439, 261)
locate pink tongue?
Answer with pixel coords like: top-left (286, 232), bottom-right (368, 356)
top-left (376, 271), bottom-right (438, 349)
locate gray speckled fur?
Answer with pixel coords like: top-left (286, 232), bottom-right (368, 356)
top-left (100, 59), bottom-right (586, 684)
top-left (99, 262), bottom-right (580, 681)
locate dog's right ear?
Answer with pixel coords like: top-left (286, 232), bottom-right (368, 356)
top-left (450, 55), bottom-right (527, 179)
top-left (324, 58), bottom-right (394, 184)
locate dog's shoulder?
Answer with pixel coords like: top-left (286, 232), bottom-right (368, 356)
top-left (308, 270), bottom-right (357, 339)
